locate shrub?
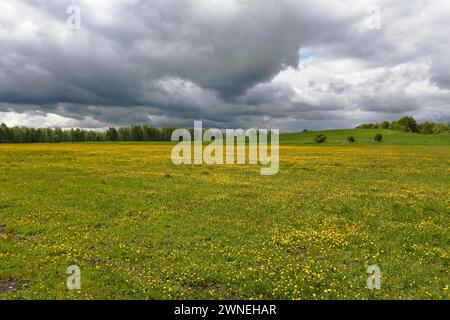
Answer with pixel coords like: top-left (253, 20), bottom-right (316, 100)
top-left (380, 121), bottom-right (390, 129)
top-left (390, 122), bottom-right (406, 131)
top-left (374, 133), bottom-right (383, 142)
top-left (314, 134), bottom-right (327, 144)
top-left (420, 122), bottom-right (434, 134)
top-left (432, 123), bottom-right (447, 134)
top-left (347, 136), bottom-right (355, 143)
top-left (356, 123), bottom-right (374, 129)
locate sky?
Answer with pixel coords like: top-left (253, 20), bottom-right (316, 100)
top-left (0, 0), bottom-right (449, 131)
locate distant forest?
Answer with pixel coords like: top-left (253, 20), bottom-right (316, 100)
top-left (0, 123), bottom-right (178, 143)
top-left (356, 116), bottom-right (449, 134)
top-left (0, 115), bottom-right (448, 143)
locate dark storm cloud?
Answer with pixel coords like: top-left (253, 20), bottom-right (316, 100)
top-left (0, 0), bottom-right (449, 130)
top-left (430, 56), bottom-right (450, 90)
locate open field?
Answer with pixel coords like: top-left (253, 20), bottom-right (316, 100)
top-left (0, 130), bottom-right (449, 299)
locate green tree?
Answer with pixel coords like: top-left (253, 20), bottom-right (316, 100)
top-left (420, 122), bottom-right (434, 134)
top-left (142, 125), bottom-right (161, 141)
top-left (161, 127), bottom-right (177, 141)
top-left (118, 127), bottom-right (131, 141)
top-left (54, 128), bottom-right (63, 143)
top-left (106, 127), bottom-right (119, 141)
top-left (314, 134), bottom-right (327, 144)
top-left (0, 123), bottom-right (10, 143)
top-left (131, 126), bottom-right (144, 141)
top-left (432, 123), bottom-right (447, 134)
top-left (396, 116), bottom-right (419, 133)
top-left (374, 133), bottom-right (383, 142)
top-left (380, 121), bottom-right (390, 129)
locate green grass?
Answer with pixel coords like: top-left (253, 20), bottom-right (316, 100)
top-left (0, 130), bottom-right (448, 300)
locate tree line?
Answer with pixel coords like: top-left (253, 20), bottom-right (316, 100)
top-left (356, 116), bottom-right (449, 134)
top-left (0, 123), bottom-right (178, 143)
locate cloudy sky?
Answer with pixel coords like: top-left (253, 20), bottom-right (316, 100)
top-left (0, 0), bottom-right (449, 130)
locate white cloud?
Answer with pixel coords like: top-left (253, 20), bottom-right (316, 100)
top-left (0, 111), bottom-right (108, 129)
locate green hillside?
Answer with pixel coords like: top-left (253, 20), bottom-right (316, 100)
top-left (280, 129), bottom-right (450, 146)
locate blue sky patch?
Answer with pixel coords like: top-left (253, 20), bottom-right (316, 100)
top-left (299, 49), bottom-right (316, 61)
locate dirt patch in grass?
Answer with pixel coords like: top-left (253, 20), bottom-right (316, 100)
top-left (0, 279), bottom-right (21, 293)
top-left (84, 257), bottom-right (107, 266)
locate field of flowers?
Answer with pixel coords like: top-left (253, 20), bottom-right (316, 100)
top-left (0, 139), bottom-right (448, 299)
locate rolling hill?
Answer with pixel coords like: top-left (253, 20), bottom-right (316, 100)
top-left (280, 129), bottom-right (450, 146)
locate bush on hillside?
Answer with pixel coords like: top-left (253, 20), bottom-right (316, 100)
top-left (314, 134), bottom-right (327, 144)
top-left (374, 133), bottom-right (383, 142)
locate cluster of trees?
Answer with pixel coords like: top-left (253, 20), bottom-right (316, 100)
top-left (356, 116), bottom-right (449, 134)
top-left (0, 123), bottom-right (178, 143)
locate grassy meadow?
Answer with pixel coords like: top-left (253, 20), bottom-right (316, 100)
top-left (0, 129), bottom-right (449, 299)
